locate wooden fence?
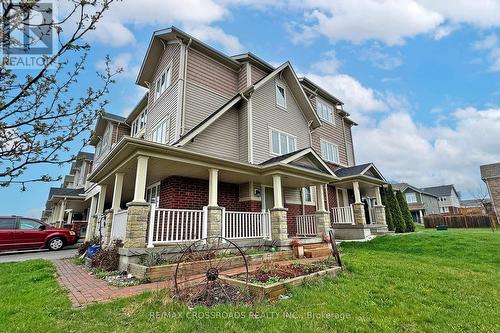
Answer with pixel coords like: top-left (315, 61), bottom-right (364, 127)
top-left (423, 214), bottom-right (496, 228)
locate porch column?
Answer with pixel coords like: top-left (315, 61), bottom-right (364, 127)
top-left (133, 156), bottom-right (149, 203)
top-left (85, 195), bottom-right (98, 241)
top-left (352, 181), bottom-right (366, 225)
top-left (270, 174), bottom-right (287, 241)
top-left (208, 168), bottom-right (219, 207)
top-left (104, 172), bottom-right (124, 245)
top-left (66, 210), bottom-right (73, 225)
top-left (315, 183), bottom-right (331, 237)
top-left (419, 210), bottom-right (424, 224)
top-left (272, 174), bottom-right (283, 209)
top-left (373, 186), bottom-right (386, 225)
top-left (207, 168), bottom-right (222, 241)
top-left (353, 181), bottom-right (361, 203)
top-left (124, 156), bottom-right (150, 249)
top-left (96, 184), bottom-right (107, 215)
top-left (375, 186), bottom-right (382, 206)
top-left (58, 199), bottom-right (66, 226)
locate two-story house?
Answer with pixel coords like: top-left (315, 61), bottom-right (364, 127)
top-left (420, 184), bottom-right (461, 214)
top-left (41, 151), bottom-right (94, 237)
top-left (392, 183), bottom-right (440, 223)
top-left (79, 27), bottom-right (388, 267)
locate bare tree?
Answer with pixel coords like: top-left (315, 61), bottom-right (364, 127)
top-left (0, 0), bottom-right (121, 190)
top-left (469, 183), bottom-right (490, 212)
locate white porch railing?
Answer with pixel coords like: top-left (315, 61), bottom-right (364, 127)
top-left (296, 214), bottom-right (317, 237)
top-left (222, 209), bottom-right (271, 240)
top-left (109, 210), bottom-right (128, 244)
top-left (331, 205), bottom-right (355, 224)
top-left (147, 204), bottom-right (207, 247)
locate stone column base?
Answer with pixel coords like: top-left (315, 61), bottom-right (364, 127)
top-left (373, 205), bottom-right (386, 225)
top-left (123, 202), bottom-right (150, 249)
top-left (207, 206), bottom-right (223, 241)
top-left (352, 203), bottom-right (366, 225)
top-left (315, 211), bottom-right (331, 237)
top-left (270, 208), bottom-right (288, 241)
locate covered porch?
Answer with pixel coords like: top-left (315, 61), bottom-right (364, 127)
top-left (86, 138), bottom-right (337, 266)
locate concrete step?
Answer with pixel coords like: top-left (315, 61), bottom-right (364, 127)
top-left (303, 243), bottom-right (327, 250)
top-left (304, 247), bottom-right (332, 258)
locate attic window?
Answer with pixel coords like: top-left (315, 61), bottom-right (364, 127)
top-left (405, 192), bottom-right (417, 203)
top-left (275, 82), bottom-right (286, 108)
top-left (317, 98), bottom-right (335, 124)
top-left (154, 66), bottom-right (172, 101)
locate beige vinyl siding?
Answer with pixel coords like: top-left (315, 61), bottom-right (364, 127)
top-left (184, 48), bottom-right (239, 132)
top-left (251, 78), bottom-right (312, 164)
top-left (290, 156), bottom-right (321, 171)
top-left (146, 43), bottom-right (181, 141)
top-left (183, 107), bottom-right (240, 161)
top-left (237, 65), bottom-right (247, 91)
top-left (308, 94), bottom-right (349, 166)
top-left (238, 101), bottom-right (248, 162)
top-left (251, 64), bottom-right (268, 84)
top-left (284, 187), bottom-right (301, 204)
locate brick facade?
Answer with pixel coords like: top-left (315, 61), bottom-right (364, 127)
top-left (285, 204), bottom-right (316, 236)
top-left (158, 176), bottom-right (261, 211)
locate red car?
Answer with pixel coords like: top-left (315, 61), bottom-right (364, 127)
top-left (0, 216), bottom-right (78, 251)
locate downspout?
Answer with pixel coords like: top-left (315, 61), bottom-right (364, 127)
top-left (180, 38), bottom-right (192, 137)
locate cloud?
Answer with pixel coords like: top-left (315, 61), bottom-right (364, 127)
top-left (354, 107), bottom-right (500, 195)
top-left (311, 51), bottom-right (341, 74)
top-left (183, 25), bottom-right (244, 54)
top-left (96, 53), bottom-right (141, 78)
top-left (361, 47), bottom-right (403, 70)
top-left (473, 34), bottom-right (500, 72)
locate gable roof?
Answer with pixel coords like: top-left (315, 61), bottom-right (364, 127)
top-left (252, 62), bottom-right (322, 128)
top-left (334, 163), bottom-right (386, 182)
top-left (231, 52), bottom-right (274, 72)
top-left (259, 148), bottom-right (337, 177)
top-left (420, 184), bottom-right (458, 197)
top-left (392, 182), bottom-right (439, 197)
top-left (47, 187), bottom-right (85, 200)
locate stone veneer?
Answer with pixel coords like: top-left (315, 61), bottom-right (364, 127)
top-left (207, 206), bottom-right (222, 240)
top-left (352, 203), bottom-right (366, 225)
top-left (270, 208), bottom-right (288, 241)
top-left (486, 177), bottom-right (500, 220)
top-left (123, 203), bottom-right (150, 248)
top-left (315, 211), bottom-right (331, 237)
top-left (102, 209), bottom-right (114, 245)
top-left (373, 205), bottom-right (387, 225)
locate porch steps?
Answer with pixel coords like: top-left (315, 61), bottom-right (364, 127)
top-left (303, 243), bottom-right (332, 258)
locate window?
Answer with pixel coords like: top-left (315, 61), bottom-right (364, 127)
top-left (441, 207), bottom-right (449, 213)
top-left (270, 129), bottom-right (296, 155)
top-left (320, 139), bottom-right (339, 163)
top-left (151, 118), bottom-right (170, 144)
top-left (0, 218), bottom-right (16, 230)
top-left (405, 192), bottom-right (417, 203)
top-left (154, 66), bottom-right (172, 101)
top-left (19, 219), bottom-right (42, 230)
top-left (145, 183), bottom-right (160, 204)
top-left (131, 109), bottom-right (148, 137)
top-left (303, 187), bottom-right (313, 202)
top-left (317, 99), bottom-right (335, 124)
top-left (275, 82), bottom-right (286, 108)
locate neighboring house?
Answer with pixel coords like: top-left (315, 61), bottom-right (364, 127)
top-left (420, 185), bottom-right (461, 214)
top-left (41, 152), bottom-right (94, 237)
top-left (480, 162), bottom-right (500, 221)
top-left (459, 199), bottom-right (489, 215)
top-left (392, 183), bottom-right (440, 223)
top-left (42, 27), bottom-right (390, 267)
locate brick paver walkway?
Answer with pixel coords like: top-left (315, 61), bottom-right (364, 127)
top-left (54, 256), bottom-right (332, 308)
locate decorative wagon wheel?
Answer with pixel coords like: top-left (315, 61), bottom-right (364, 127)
top-left (174, 236), bottom-right (249, 306)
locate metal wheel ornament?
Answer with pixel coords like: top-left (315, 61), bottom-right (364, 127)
top-left (174, 236), bottom-right (249, 306)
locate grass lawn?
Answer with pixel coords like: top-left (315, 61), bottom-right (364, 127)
top-left (1, 228), bottom-right (499, 333)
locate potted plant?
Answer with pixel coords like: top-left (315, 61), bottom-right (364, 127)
top-left (290, 239), bottom-right (304, 258)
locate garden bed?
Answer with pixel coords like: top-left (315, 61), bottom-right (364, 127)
top-left (128, 250), bottom-right (293, 282)
top-left (220, 259), bottom-right (342, 300)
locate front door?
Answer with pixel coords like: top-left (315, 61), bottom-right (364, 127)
top-left (263, 187), bottom-right (274, 211)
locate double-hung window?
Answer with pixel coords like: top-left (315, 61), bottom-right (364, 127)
top-left (317, 99), bottom-right (335, 124)
top-left (405, 192), bottom-right (417, 203)
top-left (270, 129), bottom-right (296, 156)
top-left (131, 109), bottom-right (147, 137)
top-left (303, 187), bottom-right (313, 202)
top-left (320, 139), bottom-right (339, 163)
top-left (151, 117), bottom-right (170, 144)
top-left (154, 66), bottom-right (172, 101)
top-left (275, 82), bottom-right (286, 108)
top-left (145, 183), bottom-right (160, 204)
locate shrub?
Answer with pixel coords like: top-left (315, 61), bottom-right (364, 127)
top-left (91, 246), bottom-right (120, 271)
top-left (77, 236), bottom-right (101, 256)
top-left (387, 185), bottom-right (405, 233)
top-left (396, 190), bottom-right (415, 232)
top-left (381, 187), bottom-right (394, 231)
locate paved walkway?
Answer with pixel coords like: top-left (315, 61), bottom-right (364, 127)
top-left (54, 256), bottom-right (332, 308)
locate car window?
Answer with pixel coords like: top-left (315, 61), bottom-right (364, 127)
top-left (0, 218), bottom-right (16, 230)
top-left (19, 219), bottom-right (42, 230)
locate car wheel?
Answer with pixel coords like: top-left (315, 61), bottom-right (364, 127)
top-left (48, 237), bottom-right (64, 251)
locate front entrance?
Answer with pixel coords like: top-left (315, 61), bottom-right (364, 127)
top-left (263, 187), bottom-right (274, 211)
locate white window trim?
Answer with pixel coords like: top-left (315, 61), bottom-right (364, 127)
top-left (303, 186), bottom-right (315, 205)
top-left (405, 192), bottom-right (417, 204)
top-left (153, 63), bottom-right (172, 102)
top-left (150, 116), bottom-right (171, 145)
top-left (275, 80), bottom-right (287, 110)
top-left (320, 138), bottom-right (340, 164)
top-left (131, 108), bottom-right (148, 137)
top-left (316, 97), bottom-right (335, 125)
top-left (145, 182), bottom-right (161, 204)
top-left (268, 127), bottom-right (297, 156)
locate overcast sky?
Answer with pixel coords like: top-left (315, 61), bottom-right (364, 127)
top-left (3, 0), bottom-right (500, 217)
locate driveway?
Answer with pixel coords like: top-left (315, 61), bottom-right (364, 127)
top-left (0, 246), bottom-right (77, 263)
